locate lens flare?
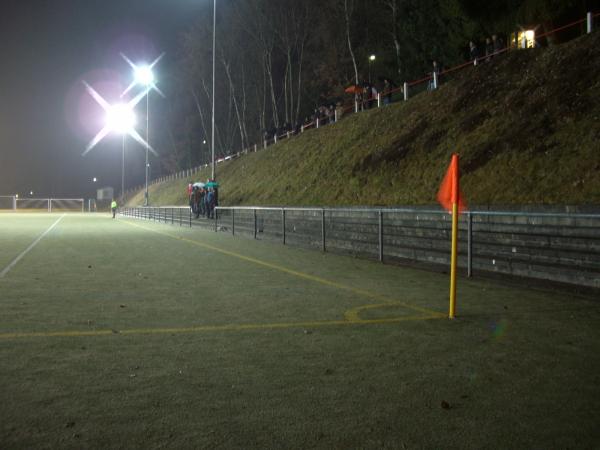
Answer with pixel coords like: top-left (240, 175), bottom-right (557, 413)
top-left (81, 81), bottom-right (157, 157)
top-left (120, 52), bottom-right (165, 98)
top-left (491, 319), bottom-right (508, 339)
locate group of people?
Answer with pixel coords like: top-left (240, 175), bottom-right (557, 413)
top-left (188, 181), bottom-right (218, 219)
top-left (355, 77), bottom-right (397, 109)
top-left (469, 34), bottom-right (505, 63)
top-left (262, 35), bottom-right (508, 142)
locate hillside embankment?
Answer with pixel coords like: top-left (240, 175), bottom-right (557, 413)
top-left (127, 32), bottom-right (600, 208)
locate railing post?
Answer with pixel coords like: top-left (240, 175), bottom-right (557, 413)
top-left (254, 209), bottom-right (257, 239)
top-left (301, 125), bottom-right (304, 133)
top-left (214, 208), bottom-right (218, 232)
top-left (587, 12), bottom-right (593, 33)
top-left (378, 210), bottom-right (383, 262)
top-left (403, 82), bottom-right (408, 101)
top-left (232, 209), bottom-right (235, 235)
top-left (282, 209), bottom-right (286, 245)
top-left (377, 92), bottom-right (381, 108)
top-left (189, 206), bottom-right (191, 228)
top-left (354, 100), bottom-right (359, 113)
top-left (467, 212), bottom-right (473, 278)
top-left (179, 207), bottom-right (182, 226)
top-left (254, 143), bottom-right (258, 152)
top-left (334, 108), bottom-right (338, 123)
top-left (433, 71), bottom-right (438, 90)
top-left (274, 134), bottom-right (277, 144)
top-left (171, 207), bottom-right (174, 225)
top-left (264, 139), bottom-right (267, 149)
top-left (321, 209), bottom-right (326, 252)
top-left (316, 118), bottom-right (320, 129)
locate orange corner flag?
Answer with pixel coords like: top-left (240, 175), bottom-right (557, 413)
top-left (437, 153), bottom-right (467, 213)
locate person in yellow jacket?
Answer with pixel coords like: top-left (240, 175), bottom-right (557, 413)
top-left (111, 199), bottom-right (117, 219)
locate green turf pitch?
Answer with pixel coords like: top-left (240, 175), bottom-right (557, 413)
top-left (0, 213), bottom-right (599, 449)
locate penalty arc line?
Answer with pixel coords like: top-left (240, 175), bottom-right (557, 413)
top-left (0, 214), bottom-right (66, 279)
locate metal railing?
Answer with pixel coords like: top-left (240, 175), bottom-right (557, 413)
top-left (119, 206), bottom-right (600, 288)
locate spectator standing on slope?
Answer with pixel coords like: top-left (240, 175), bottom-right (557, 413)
top-left (111, 198), bottom-right (117, 219)
top-left (492, 34), bottom-right (504, 53)
top-left (485, 37), bottom-right (494, 61)
top-left (469, 41), bottom-right (479, 64)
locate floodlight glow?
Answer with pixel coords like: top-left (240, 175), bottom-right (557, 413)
top-left (135, 66), bottom-right (155, 87)
top-left (369, 54), bottom-right (376, 61)
top-left (105, 104), bottom-right (137, 135)
top-left (82, 81), bottom-right (157, 157)
top-left (93, 177), bottom-right (97, 182)
top-left (525, 30), bottom-right (535, 41)
top-left (121, 52), bottom-right (165, 98)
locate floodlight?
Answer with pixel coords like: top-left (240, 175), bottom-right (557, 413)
top-left (81, 81), bottom-right (156, 157)
top-left (105, 104), bottom-right (136, 135)
top-left (135, 66), bottom-right (155, 87)
top-left (525, 30), bottom-right (535, 41)
top-left (369, 54), bottom-right (376, 61)
top-left (120, 52), bottom-right (165, 98)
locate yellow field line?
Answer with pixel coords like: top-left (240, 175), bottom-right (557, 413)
top-left (122, 219), bottom-right (444, 318)
top-left (0, 313), bottom-right (441, 340)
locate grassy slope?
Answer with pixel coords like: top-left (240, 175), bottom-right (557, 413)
top-left (128, 32), bottom-right (600, 207)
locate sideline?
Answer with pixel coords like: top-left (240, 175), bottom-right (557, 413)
top-left (122, 219), bottom-right (444, 318)
top-left (0, 214), bottom-right (66, 279)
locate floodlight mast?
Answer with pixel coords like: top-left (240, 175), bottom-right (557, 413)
top-left (120, 53), bottom-right (164, 206)
top-left (211, 0), bottom-right (216, 181)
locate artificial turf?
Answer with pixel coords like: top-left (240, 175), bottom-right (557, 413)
top-left (0, 213), bottom-right (598, 449)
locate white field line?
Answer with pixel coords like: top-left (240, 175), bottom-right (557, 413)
top-left (0, 214), bottom-right (65, 278)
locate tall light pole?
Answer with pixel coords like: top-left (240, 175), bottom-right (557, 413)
top-left (211, 0), bottom-right (216, 181)
top-left (121, 134), bottom-right (125, 199)
top-left (121, 53), bottom-right (164, 205)
top-left (368, 54), bottom-right (376, 83)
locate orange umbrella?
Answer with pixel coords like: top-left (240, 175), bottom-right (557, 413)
top-left (344, 85), bottom-right (362, 94)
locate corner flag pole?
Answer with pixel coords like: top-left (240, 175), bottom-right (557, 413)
top-left (436, 153), bottom-right (465, 319)
top-left (449, 201), bottom-right (458, 319)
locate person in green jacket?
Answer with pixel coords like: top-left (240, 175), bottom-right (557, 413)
top-left (111, 199), bottom-right (117, 219)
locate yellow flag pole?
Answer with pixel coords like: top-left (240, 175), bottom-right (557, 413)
top-left (449, 201), bottom-right (458, 319)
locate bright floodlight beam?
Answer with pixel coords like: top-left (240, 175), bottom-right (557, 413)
top-left (105, 103), bottom-right (136, 135)
top-left (81, 81), bottom-right (157, 157)
top-left (120, 52), bottom-right (165, 98)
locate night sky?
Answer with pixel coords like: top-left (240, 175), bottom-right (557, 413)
top-left (0, 0), bottom-right (204, 198)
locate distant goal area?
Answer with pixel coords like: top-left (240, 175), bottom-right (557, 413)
top-left (0, 196), bottom-right (84, 213)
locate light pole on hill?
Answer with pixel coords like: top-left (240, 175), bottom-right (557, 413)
top-left (368, 54), bottom-right (376, 83)
top-left (211, 0), bottom-right (217, 182)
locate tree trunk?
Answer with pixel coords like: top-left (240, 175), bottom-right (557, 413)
top-left (344, 0), bottom-right (359, 85)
